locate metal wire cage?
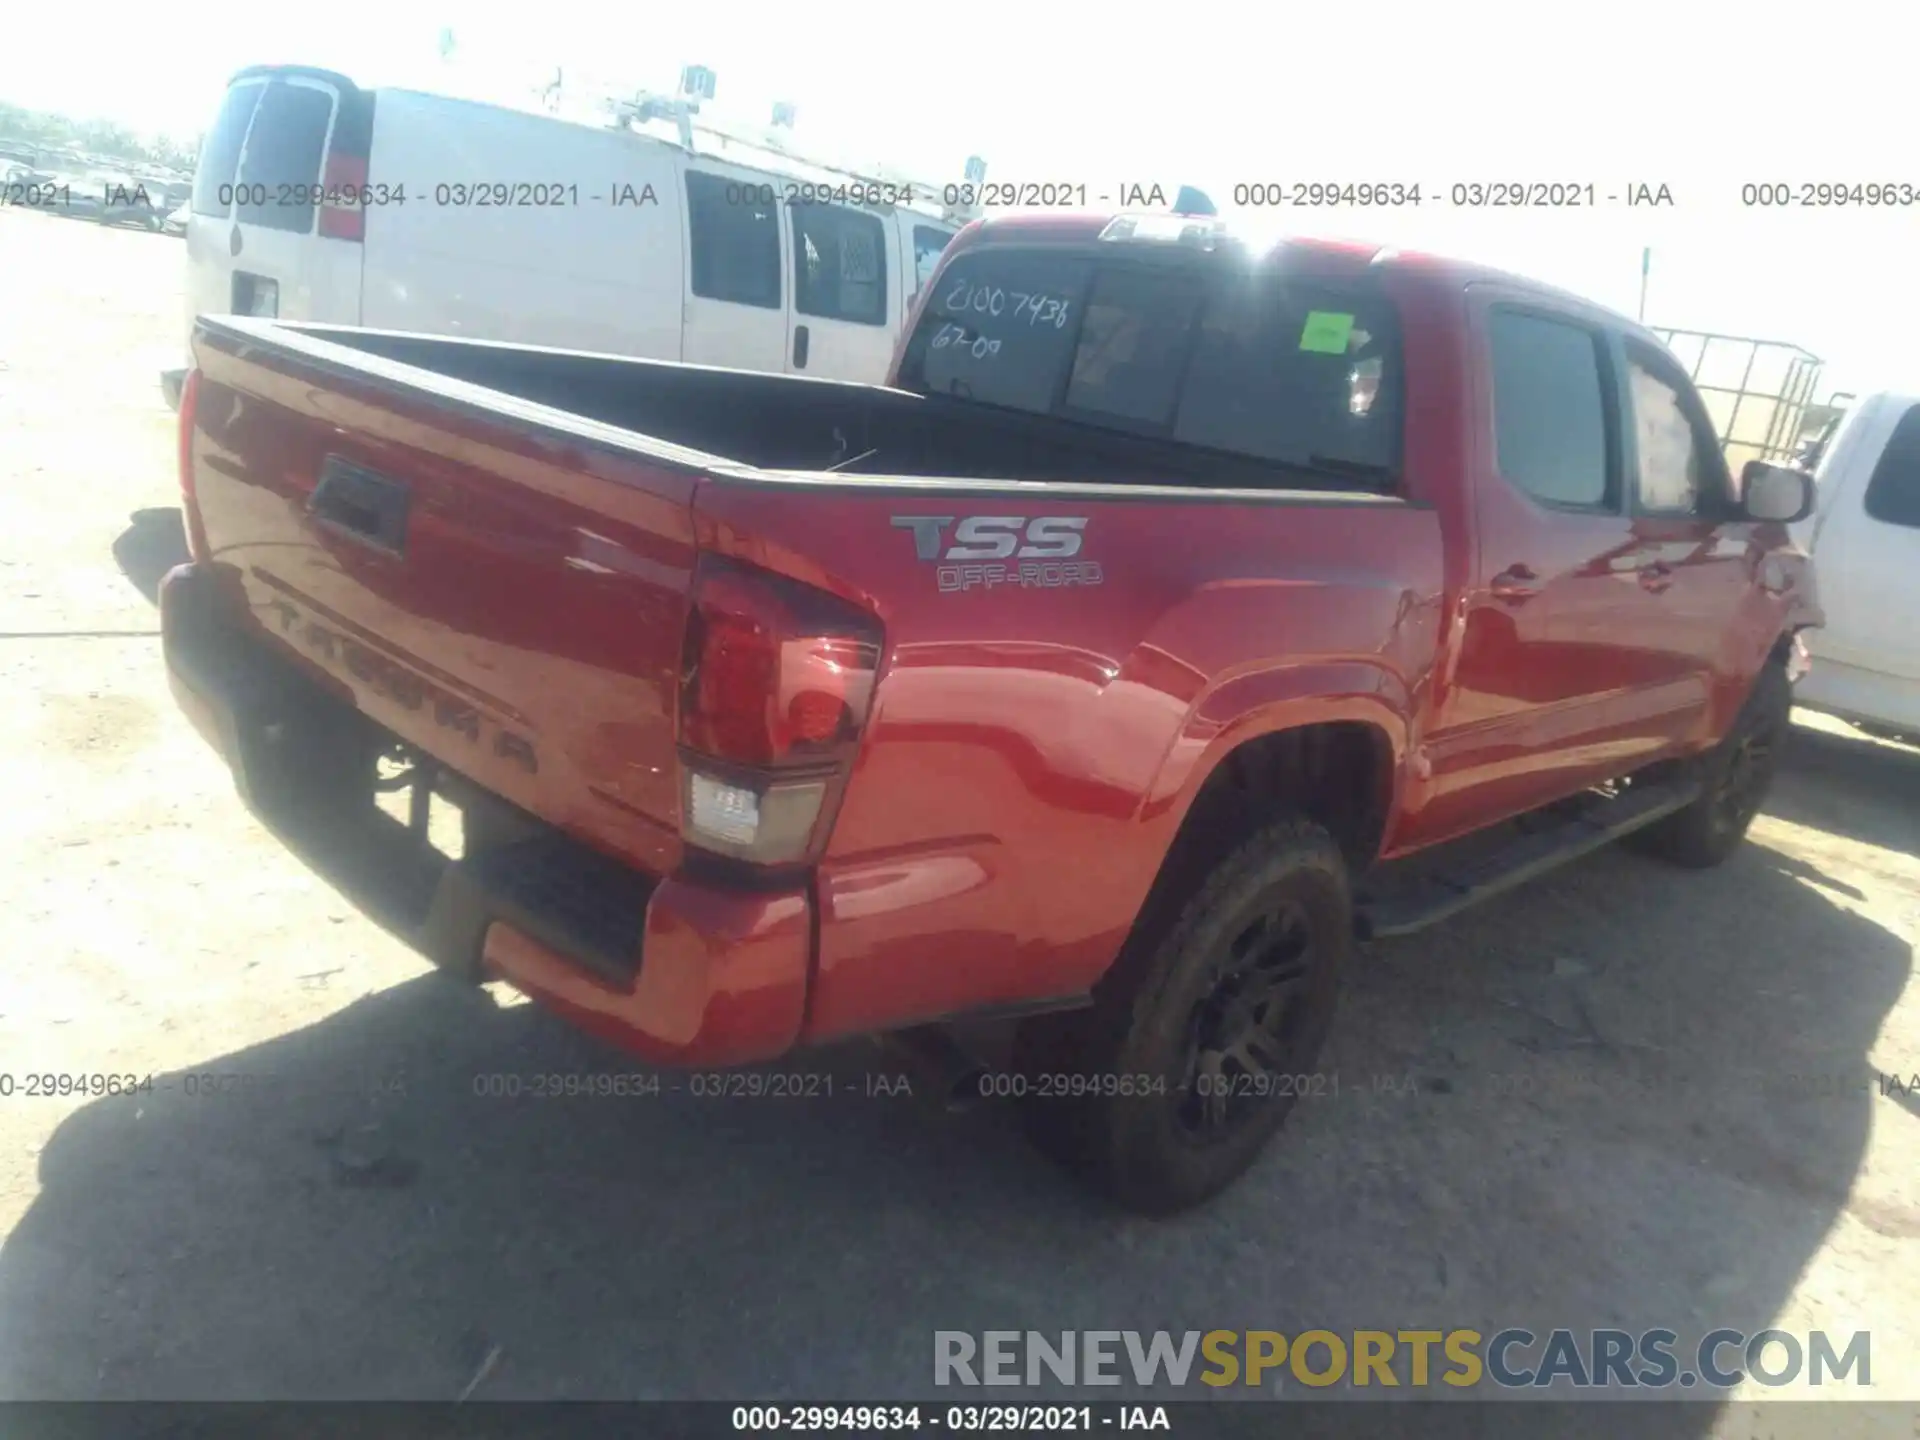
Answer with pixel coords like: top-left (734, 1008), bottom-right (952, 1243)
top-left (1649, 328), bottom-right (1824, 474)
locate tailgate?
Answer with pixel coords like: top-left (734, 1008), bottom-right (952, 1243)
top-left (183, 322), bottom-right (699, 876)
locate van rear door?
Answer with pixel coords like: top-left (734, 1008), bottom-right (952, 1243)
top-left (783, 198), bottom-right (901, 383)
top-left (184, 77), bottom-right (267, 334)
top-left (184, 67), bottom-right (367, 335)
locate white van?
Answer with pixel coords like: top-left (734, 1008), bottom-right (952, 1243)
top-left (1790, 390), bottom-right (1920, 742)
top-left (170, 65), bottom-right (966, 399)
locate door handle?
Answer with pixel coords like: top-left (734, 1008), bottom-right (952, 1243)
top-left (792, 324), bottom-right (809, 369)
top-left (1638, 562), bottom-right (1673, 594)
top-left (1490, 564), bottom-right (1540, 602)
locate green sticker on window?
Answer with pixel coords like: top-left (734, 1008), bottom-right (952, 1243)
top-left (1299, 311), bottom-right (1356, 354)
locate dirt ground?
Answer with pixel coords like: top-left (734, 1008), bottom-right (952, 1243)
top-left (0, 208), bottom-right (1916, 1421)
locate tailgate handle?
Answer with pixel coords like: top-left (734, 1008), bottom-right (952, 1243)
top-left (310, 457), bottom-right (411, 555)
top-left (792, 324), bottom-right (810, 369)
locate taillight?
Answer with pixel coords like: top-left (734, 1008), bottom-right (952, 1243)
top-left (177, 368), bottom-right (210, 561)
top-left (678, 555), bottom-right (882, 865)
top-left (318, 152), bottom-right (367, 242)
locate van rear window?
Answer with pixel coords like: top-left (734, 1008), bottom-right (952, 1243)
top-left (897, 248), bottom-right (1402, 480)
top-left (912, 225), bottom-right (957, 294)
top-left (192, 82), bottom-right (264, 217)
top-left (234, 81), bottom-right (336, 234)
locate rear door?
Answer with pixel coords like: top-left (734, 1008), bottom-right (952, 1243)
top-left (679, 164), bottom-right (791, 373)
top-left (785, 199), bottom-right (899, 382)
top-left (1415, 298), bottom-right (1683, 845)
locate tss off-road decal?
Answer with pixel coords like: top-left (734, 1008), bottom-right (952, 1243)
top-left (891, 515), bottom-right (1105, 594)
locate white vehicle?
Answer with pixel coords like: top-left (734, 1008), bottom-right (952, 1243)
top-left (166, 64), bottom-right (968, 405)
top-left (1792, 390), bottom-right (1920, 741)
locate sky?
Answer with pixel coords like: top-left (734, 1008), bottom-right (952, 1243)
top-left (7, 0), bottom-right (1918, 399)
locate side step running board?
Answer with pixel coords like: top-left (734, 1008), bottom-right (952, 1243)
top-left (1355, 779), bottom-right (1702, 941)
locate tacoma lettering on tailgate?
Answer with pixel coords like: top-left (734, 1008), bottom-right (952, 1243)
top-left (265, 597), bottom-right (538, 774)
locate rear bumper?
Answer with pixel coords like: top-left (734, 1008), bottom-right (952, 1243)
top-left (158, 562), bottom-right (812, 1067)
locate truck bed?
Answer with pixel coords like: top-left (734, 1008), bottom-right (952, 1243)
top-left (284, 321), bottom-right (1398, 495)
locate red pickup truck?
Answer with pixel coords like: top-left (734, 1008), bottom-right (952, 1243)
top-left (162, 210), bottom-right (1821, 1214)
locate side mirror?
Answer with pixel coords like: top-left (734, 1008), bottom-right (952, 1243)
top-left (1741, 461), bottom-right (1814, 524)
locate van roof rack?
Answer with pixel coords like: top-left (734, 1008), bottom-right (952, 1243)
top-left (595, 85), bottom-right (985, 225)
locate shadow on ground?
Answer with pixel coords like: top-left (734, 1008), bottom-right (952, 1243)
top-left (111, 508), bottom-right (189, 606)
top-left (0, 810), bottom-right (1907, 1414)
top-left (1772, 716), bottom-right (1920, 857)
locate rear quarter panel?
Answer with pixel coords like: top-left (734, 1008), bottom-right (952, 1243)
top-left (691, 478), bottom-right (1444, 1041)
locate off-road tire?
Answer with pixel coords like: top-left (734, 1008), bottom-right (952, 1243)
top-left (1630, 663), bottom-right (1792, 869)
top-left (1011, 816), bottom-right (1352, 1217)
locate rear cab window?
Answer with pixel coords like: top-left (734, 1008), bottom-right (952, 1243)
top-left (895, 242), bottom-right (1402, 486)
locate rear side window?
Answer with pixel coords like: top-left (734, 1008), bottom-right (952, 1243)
top-left (235, 82), bottom-right (335, 234)
top-left (686, 171), bottom-right (781, 309)
top-left (1488, 310), bottom-right (1612, 508)
top-left (192, 82), bottom-right (264, 217)
top-left (792, 205), bottom-right (887, 325)
top-left (897, 248), bottom-right (1403, 478)
top-left (1863, 402), bottom-right (1920, 530)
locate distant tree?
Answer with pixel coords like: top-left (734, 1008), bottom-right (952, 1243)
top-left (0, 100), bottom-right (195, 172)
top-left (153, 133), bottom-right (200, 169)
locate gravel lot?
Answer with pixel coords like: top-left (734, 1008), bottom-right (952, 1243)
top-left (0, 208), bottom-right (1916, 1420)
